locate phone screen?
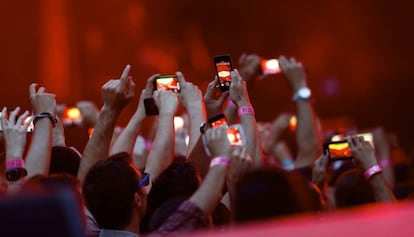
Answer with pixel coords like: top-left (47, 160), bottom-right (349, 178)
top-left (227, 126), bottom-right (243, 146)
top-left (331, 132), bottom-right (375, 148)
top-left (325, 141), bottom-right (352, 160)
top-left (214, 55), bottom-right (233, 92)
top-left (174, 116), bottom-right (184, 130)
top-left (261, 59), bottom-right (281, 75)
top-left (208, 114), bottom-right (228, 128)
top-left (155, 75), bottom-right (180, 93)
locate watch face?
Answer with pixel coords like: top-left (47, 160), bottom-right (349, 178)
top-left (298, 88), bottom-right (311, 99)
top-left (5, 168), bottom-right (27, 182)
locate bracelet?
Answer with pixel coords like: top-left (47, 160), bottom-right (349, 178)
top-left (210, 156), bottom-right (231, 168)
top-left (379, 159), bottom-right (391, 168)
top-left (33, 112), bottom-right (57, 127)
top-left (237, 106), bottom-right (255, 117)
top-left (281, 159), bottom-right (295, 171)
top-left (364, 164), bottom-right (382, 179)
top-left (6, 159), bottom-right (25, 169)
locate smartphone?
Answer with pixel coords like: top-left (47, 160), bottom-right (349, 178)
top-left (260, 58), bottom-right (281, 75)
top-left (227, 124), bottom-right (246, 146)
top-left (324, 140), bottom-right (352, 160)
top-left (144, 98), bottom-right (159, 116)
top-left (289, 115), bottom-right (297, 132)
top-left (174, 116), bottom-right (184, 131)
top-left (208, 113), bottom-right (228, 128)
top-left (153, 75), bottom-right (180, 93)
top-left (214, 55), bottom-right (233, 92)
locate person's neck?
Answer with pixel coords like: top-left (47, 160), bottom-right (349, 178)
top-left (124, 212), bottom-right (141, 235)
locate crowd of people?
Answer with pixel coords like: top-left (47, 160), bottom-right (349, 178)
top-left (0, 54), bottom-right (412, 237)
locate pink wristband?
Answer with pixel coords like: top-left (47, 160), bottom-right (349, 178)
top-left (6, 159), bottom-right (25, 170)
top-left (364, 164), bottom-right (382, 179)
top-left (237, 106), bottom-right (255, 117)
top-left (210, 156), bottom-right (230, 168)
top-left (145, 140), bottom-right (153, 150)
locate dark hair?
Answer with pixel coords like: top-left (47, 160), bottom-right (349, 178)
top-left (82, 152), bottom-right (140, 229)
top-left (234, 167), bottom-right (317, 223)
top-left (334, 169), bottom-right (375, 208)
top-left (141, 156), bottom-right (200, 232)
top-left (49, 146), bottom-right (81, 177)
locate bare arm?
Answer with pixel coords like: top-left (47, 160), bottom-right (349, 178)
top-left (78, 65), bottom-right (135, 183)
top-left (144, 90), bottom-right (178, 191)
top-left (279, 56), bottom-right (321, 168)
top-left (25, 83), bottom-right (57, 177)
top-left (229, 69), bottom-right (263, 167)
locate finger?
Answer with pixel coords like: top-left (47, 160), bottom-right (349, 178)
top-left (1, 107), bottom-right (7, 129)
top-left (290, 57), bottom-right (297, 64)
top-left (16, 110), bottom-right (29, 127)
top-left (29, 83), bottom-right (37, 97)
top-left (38, 87), bottom-right (46, 94)
top-left (217, 91), bottom-right (229, 105)
top-left (204, 79), bottom-right (217, 99)
top-left (127, 76), bottom-right (136, 98)
top-left (146, 73), bottom-right (161, 92)
top-left (9, 107), bottom-right (21, 125)
top-left (238, 53), bottom-right (246, 65)
top-left (321, 154), bottom-right (329, 168)
top-left (278, 56), bottom-right (288, 70)
top-left (176, 71), bottom-right (186, 85)
top-left (119, 64), bottom-right (131, 91)
top-left (21, 115), bottom-right (34, 131)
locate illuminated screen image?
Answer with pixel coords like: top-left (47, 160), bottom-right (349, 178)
top-left (227, 127), bottom-right (243, 146)
top-left (211, 117), bottom-right (227, 128)
top-left (328, 142), bottom-right (352, 159)
top-left (156, 77), bottom-right (180, 93)
top-left (216, 61), bottom-right (232, 87)
top-left (261, 59), bottom-right (281, 75)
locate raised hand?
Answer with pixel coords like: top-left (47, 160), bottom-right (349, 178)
top-left (278, 56), bottom-right (307, 91)
top-left (348, 135), bottom-right (377, 170)
top-left (238, 53), bottom-right (261, 85)
top-left (76, 101), bottom-right (99, 127)
top-left (227, 146), bottom-right (251, 182)
top-left (229, 69), bottom-right (251, 107)
top-left (204, 78), bottom-right (229, 118)
top-left (176, 71), bottom-right (203, 110)
top-left (29, 84), bottom-right (57, 115)
top-left (312, 154), bottom-right (329, 188)
top-left (101, 65), bottom-right (136, 112)
top-left (153, 90), bottom-right (179, 116)
top-left (204, 126), bottom-right (231, 158)
top-left (136, 74), bottom-right (160, 118)
top-left (0, 107), bottom-right (32, 158)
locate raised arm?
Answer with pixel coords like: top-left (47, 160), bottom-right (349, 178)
top-left (279, 56), bottom-right (321, 168)
top-left (349, 135), bottom-right (396, 203)
top-left (144, 90), bottom-right (178, 192)
top-left (25, 83), bottom-right (57, 178)
top-left (78, 65), bottom-right (135, 183)
top-left (229, 69), bottom-right (263, 167)
top-left (110, 74), bottom-right (159, 156)
top-left (176, 71), bottom-right (206, 155)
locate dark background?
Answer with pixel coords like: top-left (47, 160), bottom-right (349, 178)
top-left (0, 0), bottom-right (413, 151)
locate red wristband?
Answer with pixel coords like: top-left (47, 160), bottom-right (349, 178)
top-left (6, 159), bottom-right (25, 170)
top-left (210, 156), bottom-right (230, 168)
top-left (237, 106), bottom-right (255, 117)
top-left (364, 165), bottom-right (382, 179)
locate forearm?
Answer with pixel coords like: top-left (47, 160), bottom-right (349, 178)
top-left (78, 106), bottom-right (120, 183)
top-left (110, 112), bottom-right (145, 155)
top-left (240, 109), bottom-right (263, 167)
top-left (295, 101), bottom-right (321, 168)
top-left (188, 138), bottom-right (211, 179)
top-left (190, 165), bottom-right (227, 215)
top-left (144, 114), bottom-right (174, 190)
top-left (25, 119), bottom-right (53, 177)
top-left (224, 102), bottom-right (238, 125)
top-left (369, 173), bottom-right (396, 203)
top-left (186, 103), bottom-right (206, 155)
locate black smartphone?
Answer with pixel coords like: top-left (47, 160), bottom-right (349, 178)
top-left (323, 140), bottom-right (352, 160)
top-left (144, 98), bottom-right (159, 116)
top-left (153, 75), bottom-right (180, 93)
top-left (208, 113), bottom-right (228, 128)
top-left (213, 55), bottom-right (233, 92)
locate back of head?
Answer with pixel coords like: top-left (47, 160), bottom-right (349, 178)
top-left (234, 167), bottom-right (316, 223)
top-left (334, 169), bottom-right (375, 208)
top-left (49, 146), bottom-right (81, 177)
top-left (82, 152), bottom-right (140, 230)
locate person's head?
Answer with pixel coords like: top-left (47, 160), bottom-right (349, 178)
top-left (49, 146), bottom-right (81, 177)
top-left (82, 152), bottom-right (147, 230)
top-left (334, 169), bottom-right (375, 208)
top-left (234, 167), bottom-right (317, 223)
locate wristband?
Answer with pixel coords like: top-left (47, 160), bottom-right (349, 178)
top-left (379, 159), bottom-right (391, 168)
top-left (210, 156), bottom-right (230, 168)
top-left (364, 165), bottom-right (382, 179)
top-left (145, 140), bottom-right (153, 150)
top-left (281, 159), bottom-right (295, 171)
top-left (33, 112), bottom-right (57, 127)
top-left (6, 159), bottom-right (25, 169)
top-left (237, 106), bottom-right (255, 117)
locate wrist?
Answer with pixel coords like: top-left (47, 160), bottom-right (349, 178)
top-left (364, 164), bottom-right (382, 180)
top-left (210, 156), bottom-right (231, 168)
top-left (237, 106), bottom-right (255, 117)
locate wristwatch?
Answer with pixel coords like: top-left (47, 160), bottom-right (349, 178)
top-left (292, 87), bottom-right (311, 101)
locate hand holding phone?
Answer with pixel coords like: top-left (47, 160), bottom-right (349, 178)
top-left (214, 55), bottom-right (233, 92)
top-left (153, 75), bottom-right (180, 93)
